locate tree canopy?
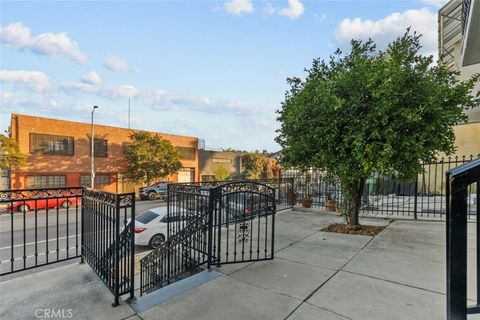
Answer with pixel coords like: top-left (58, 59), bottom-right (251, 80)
top-left (213, 165), bottom-right (231, 181)
top-left (276, 30), bottom-right (479, 226)
top-left (0, 133), bottom-right (26, 170)
top-left (123, 131), bottom-right (182, 185)
top-left (242, 152), bottom-right (280, 179)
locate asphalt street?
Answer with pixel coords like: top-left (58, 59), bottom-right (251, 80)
top-left (0, 199), bottom-right (165, 274)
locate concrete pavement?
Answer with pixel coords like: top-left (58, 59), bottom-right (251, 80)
top-left (0, 209), bottom-right (477, 320)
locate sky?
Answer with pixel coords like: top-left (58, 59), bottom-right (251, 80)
top-left (0, 0), bottom-right (448, 152)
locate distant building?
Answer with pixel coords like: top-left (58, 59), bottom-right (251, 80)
top-left (439, 0), bottom-right (480, 123)
top-left (438, 0), bottom-right (480, 157)
top-left (199, 150), bottom-right (246, 181)
top-left (9, 114), bottom-right (200, 192)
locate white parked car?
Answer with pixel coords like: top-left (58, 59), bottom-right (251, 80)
top-left (134, 207), bottom-right (190, 249)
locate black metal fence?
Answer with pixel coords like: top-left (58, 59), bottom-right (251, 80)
top-left (81, 189), bottom-right (136, 306)
top-left (446, 158), bottom-right (479, 319)
top-left (140, 184), bottom-right (211, 295)
top-left (0, 187), bottom-right (83, 275)
top-left (140, 181), bottom-right (276, 296)
top-left (283, 155), bottom-right (479, 219)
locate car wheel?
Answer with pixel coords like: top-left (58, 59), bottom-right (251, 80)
top-left (149, 234), bottom-right (165, 249)
top-left (61, 200), bottom-right (72, 209)
top-left (148, 192), bottom-right (157, 201)
top-left (17, 204), bottom-right (30, 213)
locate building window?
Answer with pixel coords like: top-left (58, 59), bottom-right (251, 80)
top-left (176, 146), bottom-right (196, 160)
top-left (30, 133), bottom-right (74, 156)
top-left (90, 138), bottom-right (108, 157)
top-left (80, 174), bottom-right (111, 187)
top-left (201, 175), bottom-right (216, 182)
top-left (27, 175), bottom-right (66, 189)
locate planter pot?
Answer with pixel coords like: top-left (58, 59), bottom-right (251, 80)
top-left (325, 199), bottom-right (336, 212)
top-left (302, 198), bottom-right (313, 208)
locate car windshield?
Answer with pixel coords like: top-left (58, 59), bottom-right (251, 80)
top-left (136, 210), bottom-right (160, 224)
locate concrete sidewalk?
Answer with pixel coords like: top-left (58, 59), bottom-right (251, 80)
top-left (0, 210), bottom-right (476, 320)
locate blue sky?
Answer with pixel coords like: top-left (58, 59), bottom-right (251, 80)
top-left (1, 0), bottom-right (447, 151)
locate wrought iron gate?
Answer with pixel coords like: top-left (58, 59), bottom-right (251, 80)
top-left (140, 181), bottom-right (276, 296)
top-left (81, 189), bottom-right (136, 306)
top-left (210, 182), bottom-right (276, 265)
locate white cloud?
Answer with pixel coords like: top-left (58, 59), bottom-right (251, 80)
top-left (81, 71), bottom-right (102, 86)
top-left (103, 55), bottom-right (139, 72)
top-left (264, 3), bottom-right (276, 16)
top-left (99, 85), bottom-right (140, 99)
top-left (0, 70), bottom-right (53, 92)
top-left (264, 0), bottom-right (304, 19)
top-left (0, 91), bottom-right (58, 109)
top-left (335, 8), bottom-right (438, 57)
top-left (61, 81), bottom-right (98, 94)
top-left (61, 81), bottom-right (140, 99)
top-left (314, 13), bottom-right (327, 22)
top-left (140, 89), bottom-right (266, 116)
top-left (0, 22), bottom-right (86, 63)
top-left (278, 0), bottom-right (304, 19)
top-left (224, 0), bottom-right (254, 16)
top-left (419, 0), bottom-right (449, 7)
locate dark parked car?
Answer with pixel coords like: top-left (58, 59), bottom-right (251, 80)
top-left (140, 182), bottom-right (170, 201)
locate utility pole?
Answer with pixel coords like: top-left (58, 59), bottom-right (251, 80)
top-left (128, 98), bottom-right (131, 129)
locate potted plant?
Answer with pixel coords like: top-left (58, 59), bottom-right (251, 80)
top-left (324, 193), bottom-right (336, 211)
top-left (302, 195), bottom-right (313, 208)
top-left (302, 172), bottom-right (313, 208)
top-left (323, 175), bottom-right (337, 212)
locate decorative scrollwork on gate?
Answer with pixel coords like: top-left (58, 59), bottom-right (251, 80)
top-left (236, 221), bottom-right (251, 243)
top-left (83, 188), bottom-right (117, 205)
top-left (0, 188), bottom-right (83, 202)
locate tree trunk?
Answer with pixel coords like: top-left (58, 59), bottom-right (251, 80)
top-left (346, 177), bottom-right (366, 227)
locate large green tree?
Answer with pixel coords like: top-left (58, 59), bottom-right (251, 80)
top-left (0, 133), bottom-right (26, 170)
top-left (123, 131), bottom-right (182, 185)
top-left (276, 31), bottom-right (479, 226)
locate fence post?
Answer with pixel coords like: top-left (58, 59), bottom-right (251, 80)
top-left (271, 189), bottom-right (276, 259)
top-left (167, 185), bottom-right (170, 283)
top-left (207, 187), bottom-right (215, 270)
top-left (129, 194), bottom-right (135, 301)
top-left (80, 188), bottom-right (85, 264)
top-left (413, 178), bottom-right (418, 220)
top-left (477, 181), bottom-right (480, 308)
top-left (113, 194), bottom-right (120, 307)
top-left (446, 174), bottom-right (468, 320)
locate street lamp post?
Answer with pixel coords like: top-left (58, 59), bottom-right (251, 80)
top-left (91, 106), bottom-right (98, 188)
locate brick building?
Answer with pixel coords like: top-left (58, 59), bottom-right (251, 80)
top-left (9, 114), bottom-right (200, 192)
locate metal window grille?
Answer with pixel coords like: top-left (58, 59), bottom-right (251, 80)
top-left (27, 175), bottom-right (66, 188)
top-left (90, 139), bottom-right (108, 157)
top-left (80, 174), bottom-right (110, 187)
top-left (29, 133), bottom-right (74, 156)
